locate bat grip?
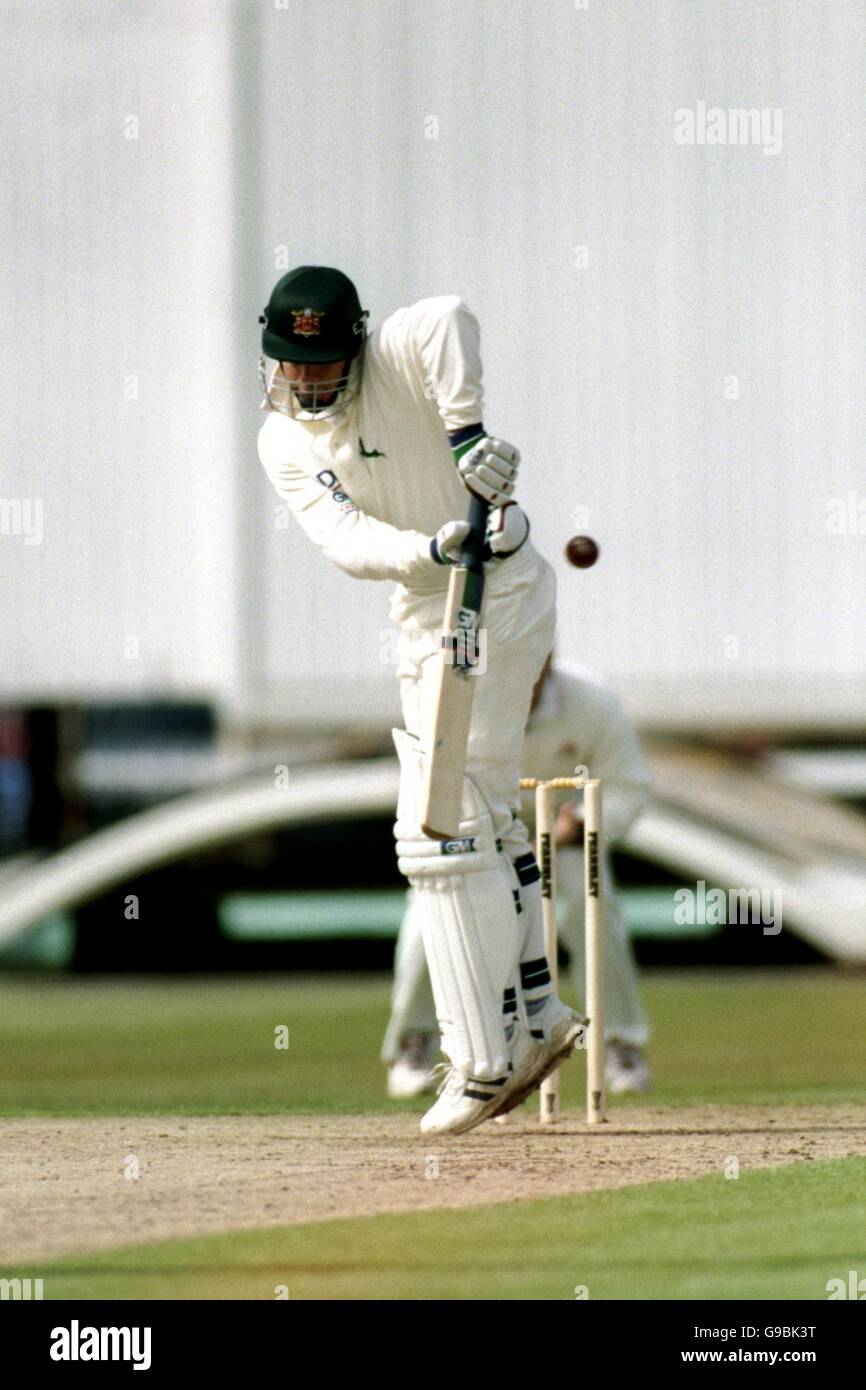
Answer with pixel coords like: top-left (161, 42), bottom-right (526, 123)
top-left (458, 494), bottom-right (490, 571)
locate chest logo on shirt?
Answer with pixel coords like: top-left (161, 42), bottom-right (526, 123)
top-left (359, 436), bottom-right (386, 458)
top-left (292, 308), bottom-right (324, 337)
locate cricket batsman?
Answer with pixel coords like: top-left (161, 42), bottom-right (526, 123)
top-left (257, 266), bottom-right (583, 1135)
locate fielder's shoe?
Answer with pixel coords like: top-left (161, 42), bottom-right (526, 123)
top-left (387, 1032), bottom-right (438, 1100)
top-left (491, 995), bottom-right (587, 1117)
top-left (605, 1040), bottom-right (651, 1095)
top-left (419, 1063), bottom-right (510, 1136)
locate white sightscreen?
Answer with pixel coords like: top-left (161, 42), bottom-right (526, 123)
top-left (2, 1), bottom-right (865, 729)
top-left (248, 0), bottom-right (866, 728)
top-left (0, 1), bottom-right (240, 700)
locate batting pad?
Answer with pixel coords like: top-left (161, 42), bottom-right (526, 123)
top-left (392, 729), bottom-right (521, 1077)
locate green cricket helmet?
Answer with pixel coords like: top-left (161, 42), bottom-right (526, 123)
top-left (258, 265), bottom-right (368, 419)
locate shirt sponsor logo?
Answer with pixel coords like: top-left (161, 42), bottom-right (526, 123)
top-left (316, 469), bottom-right (358, 514)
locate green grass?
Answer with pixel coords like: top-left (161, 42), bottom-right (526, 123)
top-left (6, 1156), bottom-right (865, 1300)
top-left (0, 969), bottom-right (863, 1116)
top-left (3, 970), bottom-right (864, 1301)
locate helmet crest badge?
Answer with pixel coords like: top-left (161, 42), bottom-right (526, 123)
top-left (292, 307), bottom-right (324, 337)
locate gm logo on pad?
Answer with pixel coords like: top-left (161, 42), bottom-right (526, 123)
top-left (441, 837), bottom-right (476, 855)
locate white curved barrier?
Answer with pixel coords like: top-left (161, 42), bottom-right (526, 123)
top-left (0, 761), bottom-right (400, 947)
top-left (1, 753), bottom-right (865, 961)
top-left (627, 806), bottom-right (866, 962)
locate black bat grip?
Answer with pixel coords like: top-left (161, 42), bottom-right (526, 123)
top-left (458, 493), bottom-right (490, 572)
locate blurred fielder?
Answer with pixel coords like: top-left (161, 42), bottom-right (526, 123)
top-left (258, 267), bottom-right (583, 1135)
top-left (383, 656), bottom-right (653, 1100)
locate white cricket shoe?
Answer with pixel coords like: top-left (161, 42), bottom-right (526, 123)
top-left (605, 1040), bottom-right (651, 1095)
top-left (485, 1018), bottom-right (542, 1120)
top-left (492, 996), bottom-right (587, 1117)
top-left (387, 1032), bottom-right (438, 1099)
top-left (419, 1064), bottom-right (509, 1136)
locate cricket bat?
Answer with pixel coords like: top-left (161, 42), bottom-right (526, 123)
top-left (420, 493), bottom-right (489, 839)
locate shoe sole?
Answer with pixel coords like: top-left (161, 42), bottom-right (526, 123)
top-left (419, 1088), bottom-right (509, 1136)
top-left (490, 1014), bottom-right (587, 1118)
top-left (430, 1030), bottom-right (542, 1135)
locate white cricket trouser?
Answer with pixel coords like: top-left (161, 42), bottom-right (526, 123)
top-left (392, 544), bottom-right (557, 854)
top-left (380, 887), bottom-right (437, 1063)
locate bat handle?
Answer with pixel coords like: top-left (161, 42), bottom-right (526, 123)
top-left (458, 494), bottom-right (490, 571)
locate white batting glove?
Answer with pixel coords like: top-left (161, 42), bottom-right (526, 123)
top-left (487, 502), bottom-right (530, 557)
top-left (430, 519), bottom-right (471, 565)
top-left (458, 436), bottom-right (520, 505)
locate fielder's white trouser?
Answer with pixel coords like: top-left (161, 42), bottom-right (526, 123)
top-left (390, 545), bottom-right (558, 1076)
top-left (383, 850), bottom-right (650, 1058)
top-left (381, 885), bottom-right (438, 1064)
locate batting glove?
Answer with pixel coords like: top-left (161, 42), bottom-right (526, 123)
top-left (487, 502), bottom-right (530, 557)
top-left (458, 436), bottom-right (520, 505)
top-left (430, 519), bottom-right (471, 565)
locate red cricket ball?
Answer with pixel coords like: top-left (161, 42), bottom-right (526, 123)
top-left (565, 535), bottom-right (600, 569)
